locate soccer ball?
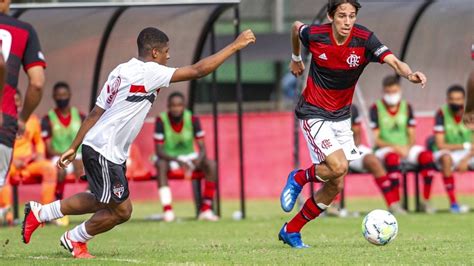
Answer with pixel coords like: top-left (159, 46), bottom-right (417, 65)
top-left (361, 209), bottom-right (398, 246)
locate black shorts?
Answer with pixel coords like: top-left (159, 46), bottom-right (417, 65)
top-left (82, 145), bottom-right (129, 204)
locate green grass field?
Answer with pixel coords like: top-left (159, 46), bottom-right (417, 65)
top-left (1, 196), bottom-right (473, 265)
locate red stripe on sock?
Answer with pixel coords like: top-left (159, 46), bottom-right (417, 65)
top-left (443, 175), bottom-right (457, 204)
top-left (375, 175), bottom-right (397, 206)
top-left (286, 198), bottom-right (323, 233)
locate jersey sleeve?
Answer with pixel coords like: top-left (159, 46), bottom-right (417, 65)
top-left (22, 24), bottom-right (46, 71)
top-left (40, 115), bottom-right (51, 140)
top-left (407, 104), bottom-right (416, 127)
top-left (351, 105), bottom-right (362, 126)
top-left (369, 104), bottom-right (379, 129)
top-left (299, 24), bottom-right (310, 49)
top-left (144, 62), bottom-right (176, 92)
top-left (366, 32), bottom-right (392, 63)
top-left (434, 109), bottom-right (444, 132)
top-left (192, 116), bottom-right (205, 139)
top-left (154, 117), bottom-right (165, 144)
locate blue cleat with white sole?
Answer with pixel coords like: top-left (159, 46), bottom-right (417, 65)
top-left (278, 223), bottom-right (309, 249)
top-left (280, 170), bottom-right (303, 212)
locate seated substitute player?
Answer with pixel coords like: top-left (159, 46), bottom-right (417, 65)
top-left (369, 76), bottom-right (435, 213)
top-left (22, 27), bottom-right (255, 258)
top-left (154, 92), bottom-right (218, 222)
top-left (0, 92), bottom-right (56, 224)
top-left (41, 81), bottom-right (85, 226)
top-left (348, 105), bottom-right (404, 213)
top-left (279, 0), bottom-right (426, 249)
top-left (429, 85), bottom-right (472, 213)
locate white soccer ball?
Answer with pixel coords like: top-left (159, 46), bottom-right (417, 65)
top-left (362, 209), bottom-right (398, 246)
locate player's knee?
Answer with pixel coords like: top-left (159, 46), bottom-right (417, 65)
top-left (418, 151), bottom-right (435, 170)
top-left (440, 154), bottom-right (452, 164)
top-left (330, 160), bottom-right (349, 178)
top-left (114, 204), bottom-right (133, 224)
top-left (363, 154), bottom-right (380, 169)
top-left (384, 152), bottom-right (400, 172)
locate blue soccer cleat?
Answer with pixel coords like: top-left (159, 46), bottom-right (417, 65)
top-left (280, 170), bottom-right (303, 212)
top-left (278, 223), bottom-right (309, 249)
top-left (450, 203), bottom-right (469, 214)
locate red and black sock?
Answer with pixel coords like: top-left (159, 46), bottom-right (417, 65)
top-left (286, 197), bottom-right (325, 233)
top-left (375, 175), bottom-right (397, 207)
top-left (384, 152), bottom-right (401, 203)
top-left (200, 180), bottom-right (216, 212)
top-left (163, 205), bottom-right (173, 212)
top-left (443, 175), bottom-right (457, 205)
top-left (418, 151), bottom-right (435, 201)
top-left (294, 164), bottom-right (321, 187)
top-left (55, 180), bottom-right (66, 200)
top-left (421, 170), bottom-right (434, 201)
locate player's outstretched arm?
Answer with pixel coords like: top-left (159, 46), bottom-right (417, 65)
top-left (58, 105), bottom-right (105, 168)
top-left (383, 54), bottom-right (426, 88)
top-left (463, 71), bottom-right (474, 129)
top-left (290, 21), bottom-right (305, 77)
top-left (170, 29), bottom-right (255, 83)
top-left (19, 66), bottom-right (45, 127)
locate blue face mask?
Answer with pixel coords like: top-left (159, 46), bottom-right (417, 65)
top-left (449, 103), bottom-right (464, 113)
top-left (55, 98), bottom-right (70, 109)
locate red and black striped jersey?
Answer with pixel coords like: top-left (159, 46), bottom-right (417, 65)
top-left (0, 13), bottom-right (46, 118)
top-left (296, 23), bottom-right (392, 121)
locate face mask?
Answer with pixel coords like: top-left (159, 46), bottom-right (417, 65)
top-left (383, 92), bottom-right (401, 106)
top-left (169, 113), bottom-right (183, 123)
top-left (55, 99), bottom-right (70, 109)
top-left (449, 103), bottom-right (464, 113)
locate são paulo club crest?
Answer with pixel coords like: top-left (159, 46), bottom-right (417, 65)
top-left (113, 183), bottom-right (125, 198)
top-left (346, 52), bottom-right (360, 68)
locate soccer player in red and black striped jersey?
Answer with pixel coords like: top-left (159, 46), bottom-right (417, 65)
top-left (279, 0), bottom-right (427, 248)
top-left (0, 0), bottom-right (46, 188)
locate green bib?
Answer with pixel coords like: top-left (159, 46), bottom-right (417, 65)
top-left (161, 110), bottom-right (195, 157)
top-left (440, 104), bottom-right (472, 145)
top-left (48, 107), bottom-right (82, 154)
top-left (376, 99), bottom-right (409, 146)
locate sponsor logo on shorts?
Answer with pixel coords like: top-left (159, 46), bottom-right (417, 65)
top-left (321, 139), bottom-right (332, 150)
top-left (113, 183), bottom-right (125, 198)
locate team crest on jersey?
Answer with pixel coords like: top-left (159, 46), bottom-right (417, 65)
top-left (346, 52), bottom-right (360, 68)
top-left (106, 76), bottom-right (121, 106)
top-left (113, 183), bottom-right (125, 198)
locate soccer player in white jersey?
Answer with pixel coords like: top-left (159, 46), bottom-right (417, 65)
top-left (21, 27), bottom-right (255, 258)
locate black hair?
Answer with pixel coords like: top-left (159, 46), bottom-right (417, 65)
top-left (327, 0), bottom-right (361, 17)
top-left (53, 81), bottom-right (70, 93)
top-left (447, 84), bottom-right (465, 97)
top-left (168, 91), bottom-right (185, 104)
top-left (382, 75), bottom-right (400, 88)
top-left (137, 27), bottom-right (169, 57)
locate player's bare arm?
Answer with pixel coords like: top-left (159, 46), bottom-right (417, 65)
top-left (58, 105), bottom-right (105, 168)
top-left (155, 143), bottom-right (190, 170)
top-left (373, 129), bottom-right (393, 148)
top-left (18, 66), bottom-right (45, 132)
top-left (193, 139), bottom-right (208, 167)
top-left (463, 71), bottom-right (474, 129)
top-left (434, 132), bottom-right (465, 151)
top-left (352, 124), bottom-right (362, 147)
top-left (171, 29), bottom-right (255, 83)
top-left (383, 54), bottom-right (426, 88)
top-left (289, 21), bottom-right (305, 77)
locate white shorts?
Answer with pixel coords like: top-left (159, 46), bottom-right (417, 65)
top-left (0, 144), bottom-right (13, 187)
top-left (434, 149), bottom-right (474, 170)
top-left (349, 145), bottom-right (373, 173)
top-left (374, 145), bottom-right (425, 164)
top-left (300, 118), bottom-right (360, 164)
top-left (52, 154), bottom-right (82, 175)
top-left (169, 152), bottom-right (198, 170)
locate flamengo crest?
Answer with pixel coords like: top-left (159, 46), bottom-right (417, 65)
top-left (346, 52), bottom-right (360, 68)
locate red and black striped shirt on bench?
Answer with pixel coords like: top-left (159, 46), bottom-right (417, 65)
top-left (296, 23), bottom-right (392, 121)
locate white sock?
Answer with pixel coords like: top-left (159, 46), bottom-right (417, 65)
top-left (39, 200), bottom-right (64, 222)
top-left (159, 186), bottom-right (173, 206)
top-left (68, 222), bottom-right (93, 243)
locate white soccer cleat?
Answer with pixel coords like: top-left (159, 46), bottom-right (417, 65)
top-left (198, 210), bottom-right (219, 222)
top-left (163, 210), bottom-right (175, 222)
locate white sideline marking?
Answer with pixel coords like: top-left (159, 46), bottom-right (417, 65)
top-left (0, 254), bottom-right (143, 264)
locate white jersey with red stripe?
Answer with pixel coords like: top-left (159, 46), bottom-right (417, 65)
top-left (83, 58), bottom-right (176, 164)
